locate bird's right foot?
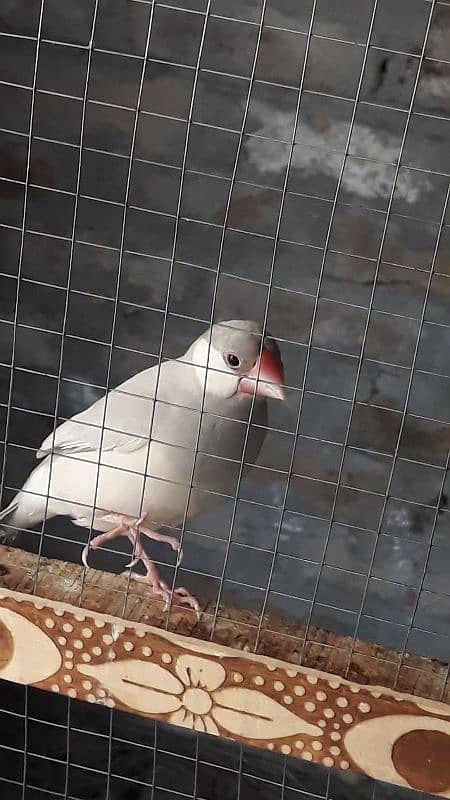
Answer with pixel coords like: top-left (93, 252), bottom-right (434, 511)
top-left (81, 512), bottom-right (199, 615)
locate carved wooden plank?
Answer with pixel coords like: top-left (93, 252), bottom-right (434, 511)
top-left (0, 544), bottom-right (448, 703)
top-left (0, 586), bottom-right (449, 796)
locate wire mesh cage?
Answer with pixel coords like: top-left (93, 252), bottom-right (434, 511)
top-left (1, 676), bottom-right (420, 800)
top-left (0, 0), bottom-right (449, 734)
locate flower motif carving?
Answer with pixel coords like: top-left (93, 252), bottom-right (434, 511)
top-left (0, 587), bottom-right (449, 797)
top-left (0, 607), bottom-right (61, 684)
top-left (345, 714), bottom-right (450, 797)
top-left (78, 654), bottom-right (323, 740)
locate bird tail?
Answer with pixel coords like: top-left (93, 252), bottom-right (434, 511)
top-left (0, 493), bottom-right (47, 542)
top-left (0, 499), bottom-right (20, 542)
top-left (0, 454), bottom-right (59, 543)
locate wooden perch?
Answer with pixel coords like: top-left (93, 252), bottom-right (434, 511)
top-left (0, 582), bottom-right (449, 796)
top-left (0, 544), bottom-right (448, 703)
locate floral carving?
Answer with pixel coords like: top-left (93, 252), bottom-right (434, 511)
top-left (0, 618), bottom-right (13, 670)
top-left (0, 587), bottom-right (449, 797)
top-left (0, 607), bottom-right (61, 684)
top-left (78, 653), bottom-right (322, 740)
top-left (344, 714), bottom-right (450, 797)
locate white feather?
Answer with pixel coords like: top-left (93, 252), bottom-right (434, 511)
top-left (2, 324), bottom-right (269, 536)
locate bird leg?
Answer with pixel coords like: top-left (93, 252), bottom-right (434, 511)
top-left (81, 512), bottom-right (181, 565)
top-left (81, 512), bottom-right (199, 613)
top-left (127, 543), bottom-right (200, 614)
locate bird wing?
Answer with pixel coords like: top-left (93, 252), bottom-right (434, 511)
top-left (36, 366), bottom-right (160, 460)
top-left (35, 357), bottom-right (202, 461)
top-left (36, 403), bottom-right (150, 459)
top-left (36, 429), bottom-right (147, 459)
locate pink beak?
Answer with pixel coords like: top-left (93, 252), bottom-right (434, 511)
top-left (238, 347), bottom-right (285, 401)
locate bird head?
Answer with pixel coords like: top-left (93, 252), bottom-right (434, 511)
top-left (189, 320), bottom-right (285, 402)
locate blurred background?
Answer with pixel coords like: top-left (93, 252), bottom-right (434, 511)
top-left (0, 1), bottom-right (449, 793)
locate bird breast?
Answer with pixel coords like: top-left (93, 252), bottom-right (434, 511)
top-left (147, 396), bottom-right (267, 490)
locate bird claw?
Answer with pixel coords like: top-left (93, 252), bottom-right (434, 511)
top-left (123, 555), bottom-right (140, 570)
top-left (82, 540), bottom-right (136, 570)
top-left (174, 586), bottom-right (201, 616)
top-left (81, 543), bottom-right (91, 569)
top-left (129, 514), bottom-right (146, 531)
top-left (167, 587), bottom-right (201, 619)
top-left (122, 569), bottom-right (200, 618)
top-left (125, 543), bottom-right (181, 571)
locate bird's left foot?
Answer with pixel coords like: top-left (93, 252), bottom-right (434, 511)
top-left (125, 558), bottom-right (200, 615)
top-left (125, 545), bottom-right (200, 614)
top-left (122, 548), bottom-right (200, 615)
top-left (81, 512), bottom-right (199, 615)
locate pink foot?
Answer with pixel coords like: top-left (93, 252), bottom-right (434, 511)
top-left (81, 512), bottom-right (182, 568)
top-left (81, 512), bottom-right (199, 615)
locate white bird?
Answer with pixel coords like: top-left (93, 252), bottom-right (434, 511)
top-left (0, 320), bottom-right (285, 611)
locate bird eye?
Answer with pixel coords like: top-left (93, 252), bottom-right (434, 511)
top-left (226, 353), bottom-right (240, 369)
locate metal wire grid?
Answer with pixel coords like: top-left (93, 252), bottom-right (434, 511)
top-left (0, 0), bottom-right (449, 678)
top-left (0, 678), bottom-right (433, 800)
top-left (33, 1), bottom-right (103, 598)
top-left (165, 0), bottom-right (273, 618)
top-left (0, 23), bottom-right (444, 564)
top-left (254, 0), bottom-right (441, 664)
